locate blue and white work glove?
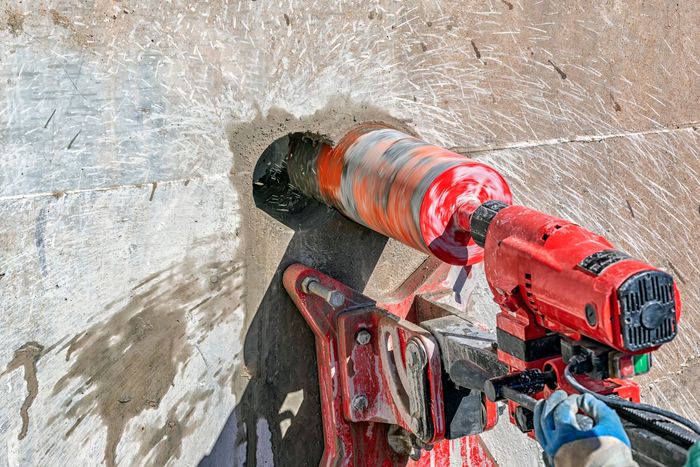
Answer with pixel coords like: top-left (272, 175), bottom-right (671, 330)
top-left (686, 441), bottom-right (700, 467)
top-left (534, 390), bottom-right (638, 467)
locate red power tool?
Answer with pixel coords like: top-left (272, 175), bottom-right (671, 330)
top-left (277, 126), bottom-right (698, 466)
top-left (468, 201), bottom-right (681, 434)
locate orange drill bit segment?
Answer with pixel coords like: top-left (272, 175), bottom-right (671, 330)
top-left (287, 124), bottom-right (512, 265)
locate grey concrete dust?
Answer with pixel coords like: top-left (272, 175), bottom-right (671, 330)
top-left (49, 8), bottom-right (72, 29)
top-left (5, 7), bottom-right (23, 35)
top-left (47, 7), bottom-right (91, 47)
top-left (1, 342), bottom-right (45, 440)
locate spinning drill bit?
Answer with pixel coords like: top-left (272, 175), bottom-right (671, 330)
top-left (286, 124), bottom-right (512, 265)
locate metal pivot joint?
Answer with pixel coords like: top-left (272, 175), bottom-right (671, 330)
top-left (301, 276), bottom-right (345, 307)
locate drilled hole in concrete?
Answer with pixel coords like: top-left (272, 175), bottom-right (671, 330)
top-left (253, 133), bottom-right (334, 230)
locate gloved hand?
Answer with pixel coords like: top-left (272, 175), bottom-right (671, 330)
top-left (686, 441), bottom-right (700, 467)
top-left (534, 390), bottom-right (637, 467)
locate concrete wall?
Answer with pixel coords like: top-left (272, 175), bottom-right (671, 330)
top-left (1, 1), bottom-right (698, 465)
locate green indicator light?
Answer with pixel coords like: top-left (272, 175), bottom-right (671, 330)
top-left (633, 354), bottom-right (651, 375)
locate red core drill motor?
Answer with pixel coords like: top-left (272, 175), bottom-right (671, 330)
top-left (469, 201), bottom-right (682, 431)
top-left (281, 124), bottom-right (699, 466)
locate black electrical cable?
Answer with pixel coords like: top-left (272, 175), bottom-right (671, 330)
top-left (563, 357), bottom-right (700, 436)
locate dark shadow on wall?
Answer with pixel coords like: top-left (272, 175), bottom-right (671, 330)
top-left (200, 214), bottom-right (387, 467)
top-left (199, 136), bottom-right (388, 466)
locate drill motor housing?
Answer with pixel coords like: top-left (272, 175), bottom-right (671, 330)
top-left (279, 126), bottom-right (696, 462)
top-left (473, 201), bottom-right (680, 357)
top-left (469, 201), bottom-right (680, 436)
top-left (471, 201), bottom-right (681, 428)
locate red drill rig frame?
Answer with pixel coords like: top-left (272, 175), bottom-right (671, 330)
top-left (284, 258), bottom-right (498, 466)
top-left (275, 125), bottom-right (698, 466)
top-left (284, 256), bottom-right (695, 466)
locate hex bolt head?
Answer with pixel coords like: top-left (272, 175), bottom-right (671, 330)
top-left (326, 290), bottom-right (345, 307)
top-left (355, 330), bottom-right (371, 345)
top-left (352, 394), bottom-right (369, 412)
top-left (301, 276), bottom-right (346, 307)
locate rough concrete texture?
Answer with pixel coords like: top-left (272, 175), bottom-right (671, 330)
top-left (0, 1), bottom-right (698, 466)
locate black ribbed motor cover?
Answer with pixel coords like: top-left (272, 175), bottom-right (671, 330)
top-left (618, 270), bottom-right (677, 351)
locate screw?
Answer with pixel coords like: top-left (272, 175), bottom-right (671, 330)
top-left (355, 330), bottom-right (371, 345)
top-left (302, 277), bottom-right (345, 307)
top-left (352, 395), bottom-right (368, 412)
top-left (585, 303), bottom-right (597, 326)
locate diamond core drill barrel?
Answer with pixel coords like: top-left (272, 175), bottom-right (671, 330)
top-left (286, 124), bottom-right (512, 265)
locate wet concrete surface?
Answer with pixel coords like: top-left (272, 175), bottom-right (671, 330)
top-left (1, 1), bottom-right (699, 465)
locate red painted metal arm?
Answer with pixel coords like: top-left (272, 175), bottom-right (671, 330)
top-left (283, 262), bottom-right (496, 467)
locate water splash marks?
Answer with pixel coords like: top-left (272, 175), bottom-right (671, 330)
top-left (51, 259), bottom-right (244, 467)
top-left (1, 342), bottom-right (45, 440)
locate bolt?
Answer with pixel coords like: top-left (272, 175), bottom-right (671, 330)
top-left (352, 394), bottom-right (368, 412)
top-left (355, 330), bottom-right (371, 345)
top-left (302, 276), bottom-right (345, 307)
